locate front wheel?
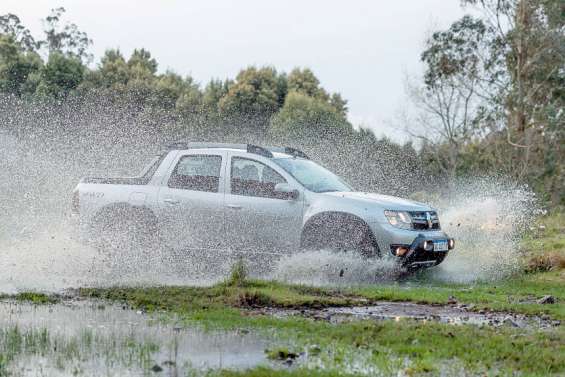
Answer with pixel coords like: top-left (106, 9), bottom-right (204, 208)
top-left (300, 214), bottom-right (380, 258)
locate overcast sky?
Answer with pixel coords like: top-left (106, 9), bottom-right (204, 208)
top-left (1, 0), bottom-right (466, 140)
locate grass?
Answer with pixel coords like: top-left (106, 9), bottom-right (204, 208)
top-left (352, 273), bottom-right (565, 320)
top-left (79, 280), bottom-right (363, 312)
top-left (522, 211), bottom-right (565, 272)
top-left (0, 292), bottom-right (57, 304)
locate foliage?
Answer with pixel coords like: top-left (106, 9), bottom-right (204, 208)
top-left (36, 52), bottom-right (84, 99)
top-left (0, 13), bottom-right (40, 51)
top-left (0, 35), bottom-right (42, 96)
top-left (269, 91), bottom-right (352, 140)
top-left (407, 0), bottom-right (564, 203)
top-left (218, 66), bottom-right (284, 132)
top-left (42, 7), bottom-right (92, 62)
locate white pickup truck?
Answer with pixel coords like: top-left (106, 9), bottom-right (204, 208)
top-left (71, 143), bottom-right (454, 270)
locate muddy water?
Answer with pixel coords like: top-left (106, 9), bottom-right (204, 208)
top-left (0, 300), bottom-right (272, 376)
top-left (254, 301), bottom-right (560, 329)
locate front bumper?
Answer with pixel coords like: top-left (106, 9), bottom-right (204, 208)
top-left (394, 234), bottom-right (453, 269)
top-left (369, 222), bottom-right (453, 269)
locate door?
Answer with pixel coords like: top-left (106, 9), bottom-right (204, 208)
top-left (224, 153), bottom-right (304, 253)
top-left (157, 152), bottom-right (226, 250)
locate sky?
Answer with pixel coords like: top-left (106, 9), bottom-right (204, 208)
top-left (1, 0), bottom-right (466, 140)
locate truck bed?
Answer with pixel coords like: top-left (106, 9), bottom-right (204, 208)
top-left (80, 176), bottom-right (148, 185)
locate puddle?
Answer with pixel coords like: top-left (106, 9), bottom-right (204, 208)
top-left (0, 299), bottom-right (272, 376)
top-left (253, 301), bottom-right (561, 329)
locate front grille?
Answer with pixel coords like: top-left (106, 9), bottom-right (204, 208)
top-left (410, 211), bottom-right (440, 230)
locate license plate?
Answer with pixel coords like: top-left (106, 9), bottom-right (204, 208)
top-left (433, 240), bottom-right (449, 252)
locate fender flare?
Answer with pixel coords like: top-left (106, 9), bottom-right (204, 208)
top-left (300, 211), bottom-right (380, 257)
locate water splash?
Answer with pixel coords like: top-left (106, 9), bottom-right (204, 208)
top-left (272, 250), bottom-right (399, 286)
top-left (425, 178), bottom-right (541, 283)
top-left (0, 98), bottom-right (541, 290)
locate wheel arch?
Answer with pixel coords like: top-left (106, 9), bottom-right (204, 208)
top-left (300, 211), bottom-right (381, 257)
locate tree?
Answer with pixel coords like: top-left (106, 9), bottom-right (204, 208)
top-left (407, 0), bottom-right (563, 202)
top-left (287, 68), bottom-right (329, 100)
top-left (330, 92), bottom-right (348, 117)
top-left (156, 73), bottom-right (201, 114)
top-left (287, 68), bottom-right (348, 116)
top-left (269, 91), bottom-right (352, 141)
top-left (404, 15), bottom-right (487, 179)
top-left (42, 7), bottom-right (92, 62)
top-left (0, 13), bottom-right (40, 51)
top-left (218, 66), bottom-right (283, 132)
top-left (35, 52), bottom-right (84, 99)
top-left (460, 0), bottom-right (564, 202)
top-left (0, 35), bottom-right (42, 96)
top-left (127, 48), bottom-right (158, 75)
top-left (202, 79), bottom-right (231, 113)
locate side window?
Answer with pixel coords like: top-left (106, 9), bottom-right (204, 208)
top-left (231, 157), bottom-right (287, 199)
top-left (168, 155), bottom-right (222, 192)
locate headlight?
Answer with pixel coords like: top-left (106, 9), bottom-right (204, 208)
top-left (384, 210), bottom-right (412, 230)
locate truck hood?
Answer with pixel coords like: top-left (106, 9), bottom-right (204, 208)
top-left (321, 191), bottom-right (433, 212)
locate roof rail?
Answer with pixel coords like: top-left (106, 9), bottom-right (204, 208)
top-left (268, 146), bottom-right (309, 159)
top-left (283, 147), bottom-right (309, 159)
top-left (165, 142), bottom-right (308, 159)
top-left (247, 144), bottom-right (273, 158)
top-left (166, 142), bottom-right (247, 150)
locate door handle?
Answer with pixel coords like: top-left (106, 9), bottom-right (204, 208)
top-left (226, 204), bottom-right (242, 210)
top-left (164, 198), bottom-right (180, 205)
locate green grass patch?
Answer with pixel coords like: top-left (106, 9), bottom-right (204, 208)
top-left (201, 369), bottom-right (362, 377)
top-left (0, 292), bottom-right (57, 304)
top-left (79, 280), bottom-right (362, 313)
top-left (522, 211), bottom-right (565, 272)
top-left (352, 274), bottom-right (565, 320)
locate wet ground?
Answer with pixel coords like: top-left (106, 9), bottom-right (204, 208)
top-left (0, 296), bottom-right (559, 376)
top-left (0, 299), bottom-right (274, 376)
top-left (251, 301), bottom-right (561, 329)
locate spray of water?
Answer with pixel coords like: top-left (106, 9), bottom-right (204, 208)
top-left (271, 250), bottom-right (400, 286)
top-left (427, 179), bottom-right (541, 282)
top-left (0, 97), bottom-right (541, 292)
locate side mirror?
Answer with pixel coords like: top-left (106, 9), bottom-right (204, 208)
top-left (274, 183), bottom-right (299, 200)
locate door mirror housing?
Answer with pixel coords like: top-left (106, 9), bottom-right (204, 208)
top-left (274, 183), bottom-right (299, 200)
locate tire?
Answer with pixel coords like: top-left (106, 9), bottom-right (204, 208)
top-left (300, 213), bottom-right (380, 258)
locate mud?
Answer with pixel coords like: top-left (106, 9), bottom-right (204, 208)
top-left (251, 301), bottom-right (561, 329)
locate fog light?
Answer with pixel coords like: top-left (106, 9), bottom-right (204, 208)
top-left (448, 238), bottom-right (455, 250)
top-left (423, 240), bottom-right (434, 251)
top-left (395, 246), bottom-right (409, 257)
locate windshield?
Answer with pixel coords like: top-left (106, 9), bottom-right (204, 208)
top-left (273, 158), bottom-right (352, 193)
